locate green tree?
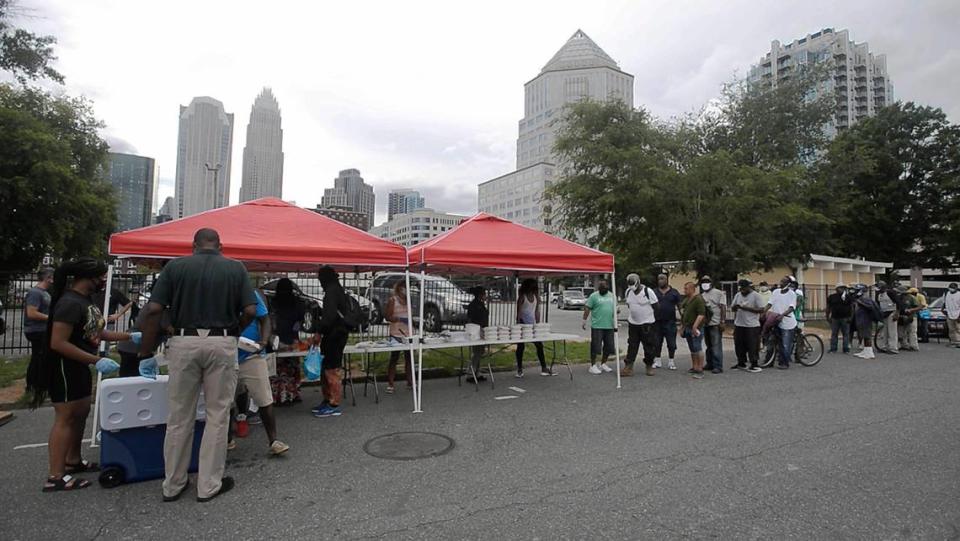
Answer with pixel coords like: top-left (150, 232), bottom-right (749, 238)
top-left (0, 0), bottom-right (63, 84)
top-left (0, 86), bottom-right (115, 273)
top-left (817, 102), bottom-right (960, 272)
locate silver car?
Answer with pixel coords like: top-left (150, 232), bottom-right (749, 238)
top-left (557, 289), bottom-right (587, 310)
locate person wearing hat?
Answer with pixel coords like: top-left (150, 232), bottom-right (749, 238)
top-left (622, 273), bottom-right (658, 377)
top-left (698, 275), bottom-right (727, 374)
top-left (765, 276), bottom-right (799, 368)
top-left (730, 279), bottom-right (765, 372)
top-left (914, 288), bottom-right (930, 343)
top-left (826, 283), bottom-right (854, 354)
top-left (897, 286), bottom-right (922, 351)
top-left (945, 283), bottom-right (960, 347)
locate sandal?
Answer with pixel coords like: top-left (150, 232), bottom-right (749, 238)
top-left (65, 460), bottom-right (100, 474)
top-left (43, 474), bottom-right (92, 492)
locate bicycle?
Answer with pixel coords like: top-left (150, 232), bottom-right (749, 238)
top-left (760, 325), bottom-right (825, 367)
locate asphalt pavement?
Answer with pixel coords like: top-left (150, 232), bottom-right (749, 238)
top-left (2, 340), bottom-right (960, 539)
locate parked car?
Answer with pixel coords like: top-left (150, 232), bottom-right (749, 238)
top-left (366, 272), bottom-right (470, 332)
top-left (556, 289), bottom-right (587, 310)
top-left (260, 278), bottom-right (372, 333)
top-left (919, 296), bottom-right (947, 340)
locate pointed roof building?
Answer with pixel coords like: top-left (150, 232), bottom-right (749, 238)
top-left (541, 29), bottom-right (619, 73)
top-left (240, 87), bottom-right (284, 202)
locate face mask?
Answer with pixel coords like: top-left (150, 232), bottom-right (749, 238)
top-left (96, 278), bottom-right (107, 292)
top-left (598, 286), bottom-right (609, 294)
top-left (950, 287), bottom-right (958, 294)
top-left (627, 279), bottom-right (637, 287)
top-left (701, 283), bottom-right (712, 292)
top-left (759, 286), bottom-right (769, 293)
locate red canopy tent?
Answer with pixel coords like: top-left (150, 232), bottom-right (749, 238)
top-left (109, 197), bottom-right (407, 271)
top-left (407, 213), bottom-right (614, 275)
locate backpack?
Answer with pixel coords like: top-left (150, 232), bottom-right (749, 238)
top-left (338, 293), bottom-right (367, 332)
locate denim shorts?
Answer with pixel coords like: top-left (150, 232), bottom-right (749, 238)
top-left (682, 328), bottom-right (703, 353)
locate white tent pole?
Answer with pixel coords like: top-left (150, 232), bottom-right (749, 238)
top-left (415, 268), bottom-right (426, 413)
top-left (404, 269), bottom-right (418, 413)
top-left (90, 263), bottom-right (114, 448)
top-left (612, 268), bottom-right (621, 390)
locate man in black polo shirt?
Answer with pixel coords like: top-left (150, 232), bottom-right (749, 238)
top-left (826, 283), bottom-right (853, 354)
top-left (138, 228), bottom-right (257, 503)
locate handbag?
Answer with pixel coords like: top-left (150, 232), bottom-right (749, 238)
top-left (303, 346), bottom-right (324, 381)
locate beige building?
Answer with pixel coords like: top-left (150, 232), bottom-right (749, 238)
top-left (369, 208), bottom-right (465, 247)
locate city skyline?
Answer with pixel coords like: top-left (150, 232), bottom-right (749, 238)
top-left (18, 1), bottom-right (960, 223)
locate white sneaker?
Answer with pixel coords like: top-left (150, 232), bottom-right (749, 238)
top-left (600, 363), bottom-right (613, 373)
top-left (588, 364), bottom-right (602, 375)
top-left (652, 358), bottom-right (662, 368)
top-left (667, 360), bottom-right (677, 370)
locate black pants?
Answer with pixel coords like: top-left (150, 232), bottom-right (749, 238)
top-left (516, 342), bottom-right (546, 371)
top-left (24, 331), bottom-right (46, 391)
top-left (626, 323), bottom-right (657, 366)
top-left (119, 351), bottom-right (140, 378)
top-left (733, 326), bottom-right (761, 367)
top-left (320, 328), bottom-right (349, 368)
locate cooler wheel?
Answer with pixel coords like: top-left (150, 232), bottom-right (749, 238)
top-left (98, 466), bottom-right (126, 488)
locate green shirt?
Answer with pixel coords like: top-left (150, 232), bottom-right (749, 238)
top-left (681, 295), bottom-right (707, 328)
top-left (150, 248), bottom-right (257, 330)
top-left (585, 291), bottom-right (616, 329)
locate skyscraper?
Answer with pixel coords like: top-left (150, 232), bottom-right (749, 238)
top-left (156, 196), bottom-right (174, 224)
top-left (103, 152), bottom-right (157, 231)
top-left (320, 169), bottom-right (375, 231)
top-left (748, 28), bottom-right (894, 138)
top-left (239, 88), bottom-right (284, 202)
top-left (387, 189), bottom-right (425, 221)
top-left (174, 97), bottom-right (234, 218)
top-left (477, 30), bottom-right (634, 231)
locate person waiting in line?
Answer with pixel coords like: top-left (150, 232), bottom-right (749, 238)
top-left (24, 267), bottom-right (54, 397)
top-left (765, 276), bottom-right (799, 369)
top-left (826, 283), bottom-right (854, 354)
top-left (269, 278), bottom-right (306, 405)
top-left (312, 266), bottom-right (350, 419)
top-left (385, 280), bottom-right (413, 393)
top-left (730, 279), bottom-right (765, 373)
top-left (874, 281), bottom-right (900, 354)
top-left (897, 286), bottom-right (922, 352)
top-left (32, 258), bottom-right (138, 492)
top-left (915, 288), bottom-right (930, 343)
top-left (622, 273), bottom-right (658, 377)
top-left (851, 284), bottom-right (881, 359)
top-left (699, 275), bottom-right (727, 374)
top-left (652, 274), bottom-right (682, 370)
top-left (943, 283), bottom-right (960, 347)
top-left (583, 280), bottom-right (616, 375)
top-left (515, 278), bottom-right (554, 378)
top-left (679, 281), bottom-right (707, 379)
top-left (466, 286), bottom-right (488, 382)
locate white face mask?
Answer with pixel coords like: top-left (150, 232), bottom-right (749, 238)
top-left (701, 283), bottom-right (712, 292)
top-left (759, 286), bottom-right (769, 293)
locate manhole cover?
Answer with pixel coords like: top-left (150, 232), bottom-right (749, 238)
top-left (363, 431), bottom-right (455, 461)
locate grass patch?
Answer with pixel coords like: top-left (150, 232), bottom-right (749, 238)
top-left (0, 355), bottom-right (29, 388)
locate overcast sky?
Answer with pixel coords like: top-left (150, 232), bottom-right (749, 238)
top-left (15, 0), bottom-right (960, 224)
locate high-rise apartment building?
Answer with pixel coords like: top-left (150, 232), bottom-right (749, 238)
top-left (369, 208), bottom-right (465, 247)
top-left (156, 196), bottom-right (174, 224)
top-left (311, 205), bottom-right (369, 231)
top-left (477, 30), bottom-right (634, 231)
top-left (103, 152), bottom-right (157, 231)
top-left (387, 189), bottom-right (426, 221)
top-left (320, 169), bottom-right (375, 231)
top-left (239, 88), bottom-right (284, 202)
top-left (748, 28), bottom-right (894, 137)
top-left (174, 97), bottom-right (234, 218)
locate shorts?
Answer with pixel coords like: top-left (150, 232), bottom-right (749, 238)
top-left (590, 328), bottom-right (616, 357)
top-left (49, 357), bottom-right (93, 403)
top-left (238, 355), bottom-right (274, 407)
top-left (682, 328), bottom-right (704, 353)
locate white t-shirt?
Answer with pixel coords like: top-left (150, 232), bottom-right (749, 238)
top-left (768, 288), bottom-right (798, 330)
top-left (945, 291), bottom-right (960, 319)
top-left (625, 285), bottom-right (657, 325)
top-left (732, 290), bottom-right (765, 328)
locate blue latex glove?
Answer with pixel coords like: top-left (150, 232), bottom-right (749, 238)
top-left (95, 357), bottom-right (120, 375)
top-left (138, 356), bottom-right (158, 379)
top-left (129, 331), bottom-right (142, 344)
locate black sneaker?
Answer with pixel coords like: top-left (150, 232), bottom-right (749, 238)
top-left (197, 477), bottom-right (234, 502)
top-left (711, 367), bottom-right (723, 374)
top-left (777, 364), bottom-right (789, 370)
top-left (731, 364), bottom-right (745, 370)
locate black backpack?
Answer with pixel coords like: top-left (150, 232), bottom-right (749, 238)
top-left (339, 294), bottom-right (367, 332)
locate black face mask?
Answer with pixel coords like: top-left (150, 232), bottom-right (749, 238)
top-left (95, 278), bottom-right (107, 292)
top-left (598, 286), bottom-right (609, 294)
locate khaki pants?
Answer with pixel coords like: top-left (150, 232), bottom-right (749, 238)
top-left (877, 313), bottom-right (899, 352)
top-left (163, 336), bottom-right (238, 499)
top-left (899, 318), bottom-right (919, 350)
top-left (948, 318), bottom-right (960, 345)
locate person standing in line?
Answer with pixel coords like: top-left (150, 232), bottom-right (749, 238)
top-left (24, 267), bottom-right (54, 395)
top-left (32, 258), bottom-right (135, 492)
top-left (756, 281), bottom-right (772, 306)
top-left (944, 283), bottom-right (960, 348)
top-left (679, 282), bottom-right (707, 379)
top-left (621, 273), bottom-right (658, 377)
top-left (583, 280), bottom-right (617, 375)
top-left (385, 280), bottom-right (413, 392)
top-left (137, 229), bottom-right (258, 503)
top-left (311, 266), bottom-right (350, 418)
top-left (898, 287), bottom-right (922, 352)
top-left (466, 286), bottom-right (489, 382)
top-left (765, 276), bottom-right (798, 369)
top-left (652, 274), bottom-right (682, 370)
top-left (851, 284), bottom-right (881, 359)
top-left (915, 288), bottom-right (930, 343)
top-left (730, 279), bottom-right (765, 373)
top-left (826, 284), bottom-right (853, 354)
top-left (515, 278), bottom-right (554, 378)
top-left (699, 276), bottom-right (727, 374)
top-left (874, 281), bottom-right (900, 354)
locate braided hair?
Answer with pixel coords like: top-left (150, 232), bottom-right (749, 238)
top-left (26, 258), bottom-right (107, 407)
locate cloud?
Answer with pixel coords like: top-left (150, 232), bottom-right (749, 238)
top-left (105, 134), bottom-right (137, 154)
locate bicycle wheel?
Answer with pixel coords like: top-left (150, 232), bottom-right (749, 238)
top-left (796, 333), bottom-right (825, 366)
top-left (760, 333), bottom-right (777, 368)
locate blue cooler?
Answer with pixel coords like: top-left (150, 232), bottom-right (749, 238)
top-left (97, 376), bottom-right (206, 488)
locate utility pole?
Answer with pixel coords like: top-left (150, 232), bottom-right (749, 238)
top-left (205, 162), bottom-right (223, 209)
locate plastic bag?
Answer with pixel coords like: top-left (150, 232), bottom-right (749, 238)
top-left (303, 346), bottom-right (323, 381)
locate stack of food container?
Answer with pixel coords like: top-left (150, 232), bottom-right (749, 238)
top-left (482, 326), bottom-right (498, 341)
top-left (465, 323), bottom-right (482, 341)
top-left (520, 324), bottom-right (534, 340)
top-left (499, 326), bottom-right (512, 341)
top-left (534, 323), bottom-right (551, 339)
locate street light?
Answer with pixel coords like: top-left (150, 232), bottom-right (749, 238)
top-left (204, 162), bottom-right (223, 209)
